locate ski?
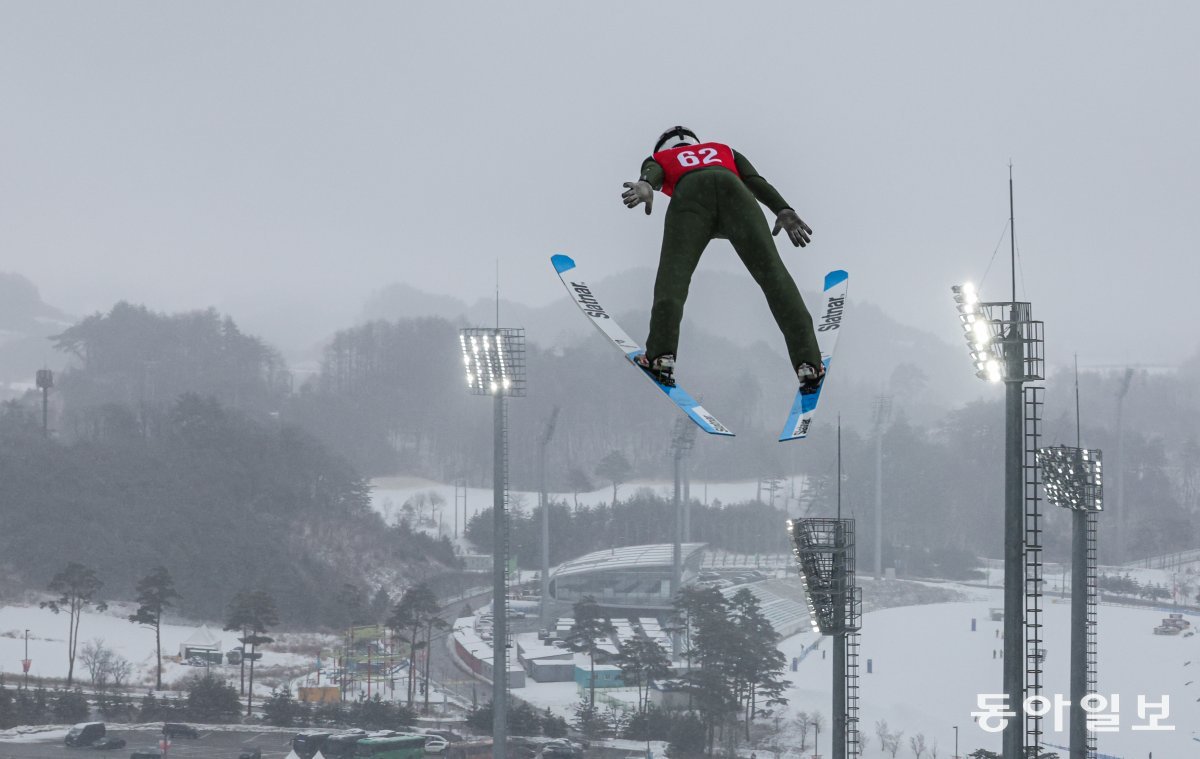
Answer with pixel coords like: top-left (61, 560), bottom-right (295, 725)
top-left (550, 253), bottom-right (734, 437)
top-left (779, 269), bottom-right (849, 442)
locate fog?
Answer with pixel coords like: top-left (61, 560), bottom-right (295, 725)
top-left (3, 2), bottom-right (1198, 366)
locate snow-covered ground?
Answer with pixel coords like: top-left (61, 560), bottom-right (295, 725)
top-left (6, 580), bottom-right (1198, 756)
top-left (0, 604), bottom-right (325, 694)
top-left (512, 582), bottom-right (1199, 757)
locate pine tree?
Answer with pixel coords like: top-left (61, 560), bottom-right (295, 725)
top-left (595, 450), bottom-right (632, 506)
top-left (223, 589), bottom-right (278, 716)
top-left (128, 566), bottom-right (180, 690)
top-left (564, 596), bottom-right (616, 707)
top-left (40, 563), bottom-right (107, 685)
top-left (387, 584), bottom-right (439, 706)
top-left (615, 636), bottom-right (671, 713)
top-left (729, 588), bottom-right (789, 738)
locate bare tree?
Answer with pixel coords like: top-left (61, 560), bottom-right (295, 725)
top-left (910, 733), bottom-right (928, 759)
top-left (108, 655), bottom-right (132, 689)
top-left (80, 639), bottom-right (131, 693)
top-left (81, 639), bottom-right (113, 691)
top-left (930, 740), bottom-right (939, 759)
top-left (886, 730), bottom-right (905, 758)
top-left (875, 719), bottom-right (891, 754)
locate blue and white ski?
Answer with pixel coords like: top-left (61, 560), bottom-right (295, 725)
top-left (779, 269), bottom-right (849, 442)
top-left (551, 253), bottom-right (734, 437)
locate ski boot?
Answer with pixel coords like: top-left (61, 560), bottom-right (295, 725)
top-left (796, 361), bottom-right (826, 395)
top-left (635, 352), bottom-right (676, 387)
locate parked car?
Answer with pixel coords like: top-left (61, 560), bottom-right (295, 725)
top-left (238, 750), bottom-right (262, 759)
top-left (90, 737), bottom-right (126, 750)
top-left (65, 722), bottom-right (106, 747)
top-left (162, 723), bottom-right (199, 739)
top-left (423, 736), bottom-right (449, 754)
top-left (537, 739), bottom-right (583, 758)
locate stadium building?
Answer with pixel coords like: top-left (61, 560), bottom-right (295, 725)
top-left (547, 543), bottom-right (706, 611)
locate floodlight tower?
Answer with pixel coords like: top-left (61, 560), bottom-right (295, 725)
top-left (786, 423), bottom-right (861, 759)
top-left (35, 369), bottom-right (53, 436)
top-left (788, 517), bottom-right (861, 759)
top-left (1037, 445), bottom-right (1101, 758)
top-left (949, 172), bottom-right (1045, 759)
top-left (459, 327), bottom-right (526, 759)
top-left (1037, 363), bottom-right (1103, 759)
top-left (872, 395), bottom-right (892, 581)
top-left (670, 417), bottom-right (696, 657)
top-left (538, 407), bottom-right (560, 631)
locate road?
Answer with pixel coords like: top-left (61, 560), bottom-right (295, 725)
top-left (0, 728), bottom-right (294, 759)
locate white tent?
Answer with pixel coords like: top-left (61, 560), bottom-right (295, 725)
top-left (178, 624), bottom-right (222, 658)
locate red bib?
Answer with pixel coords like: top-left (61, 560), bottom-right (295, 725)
top-left (651, 141), bottom-right (740, 196)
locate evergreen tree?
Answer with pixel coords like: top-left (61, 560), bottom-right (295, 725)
top-left (541, 708), bottom-right (569, 737)
top-left (387, 584), bottom-right (439, 706)
top-left (665, 711), bottom-right (705, 758)
top-left (51, 689), bottom-right (88, 723)
top-left (223, 589), bottom-right (278, 716)
top-left (262, 687), bottom-right (298, 727)
top-left (615, 636), bottom-right (671, 713)
top-left (571, 696), bottom-right (607, 741)
top-left (564, 596), bottom-right (616, 707)
top-left (184, 673), bottom-right (241, 722)
top-left (595, 450), bottom-right (632, 505)
top-left (128, 565), bottom-right (180, 690)
top-left (729, 588), bottom-right (789, 738)
top-left (40, 563), bottom-right (107, 685)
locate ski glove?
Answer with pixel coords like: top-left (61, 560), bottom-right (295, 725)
top-left (621, 180), bottom-right (654, 215)
top-left (773, 208), bottom-right (813, 247)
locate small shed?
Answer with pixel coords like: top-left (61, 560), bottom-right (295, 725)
top-left (517, 640), bottom-right (575, 683)
top-left (648, 680), bottom-right (689, 710)
top-left (574, 660), bottom-right (623, 689)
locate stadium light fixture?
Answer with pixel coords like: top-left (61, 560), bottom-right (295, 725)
top-left (460, 328), bottom-right (526, 397)
top-left (952, 282), bottom-right (1004, 383)
top-left (1037, 445), bottom-right (1103, 512)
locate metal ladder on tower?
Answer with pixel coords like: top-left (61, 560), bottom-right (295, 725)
top-left (844, 585), bottom-right (863, 758)
top-left (1085, 510), bottom-right (1099, 758)
top-left (1023, 385), bottom-right (1045, 751)
top-left (501, 396), bottom-right (512, 597)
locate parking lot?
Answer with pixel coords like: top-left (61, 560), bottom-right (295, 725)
top-left (0, 728), bottom-right (295, 759)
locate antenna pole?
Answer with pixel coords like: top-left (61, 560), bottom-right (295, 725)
top-left (1009, 163), bottom-right (1017, 304)
top-left (1074, 355), bottom-right (1082, 448)
top-left (837, 415), bottom-right (842, 521)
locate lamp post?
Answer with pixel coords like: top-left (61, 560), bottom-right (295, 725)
top-left (953, 725), bottom-right (959, 759)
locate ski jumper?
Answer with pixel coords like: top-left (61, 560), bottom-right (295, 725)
top-left (639, 142), bottom-right (819, 372)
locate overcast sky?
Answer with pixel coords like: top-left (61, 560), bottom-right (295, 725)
top-left (3, 2), bottom-right (1198, 366)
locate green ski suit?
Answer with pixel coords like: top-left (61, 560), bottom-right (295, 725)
top-left (638, 149), bottom-right (820, 373)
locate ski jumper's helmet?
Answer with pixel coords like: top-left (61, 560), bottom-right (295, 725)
top-left (654, 126), bottom-right (699, 153)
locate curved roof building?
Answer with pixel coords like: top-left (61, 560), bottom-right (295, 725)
top-left (549, 543), bottom-right (707, 610)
